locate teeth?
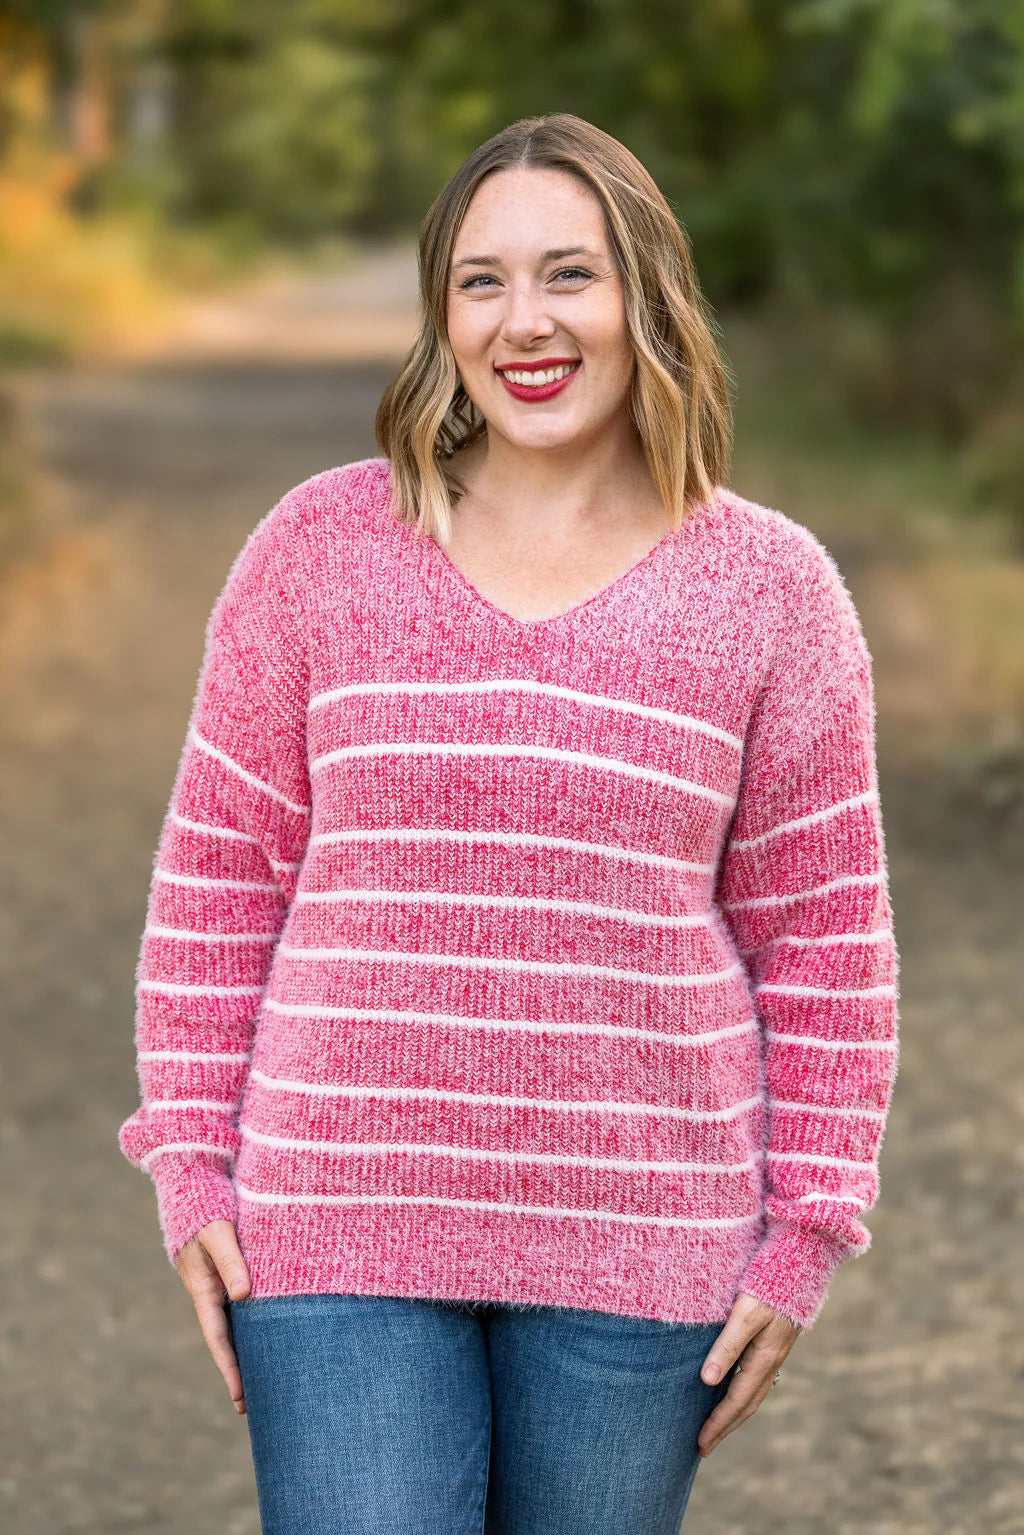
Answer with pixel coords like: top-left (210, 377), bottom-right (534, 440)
top-left (502, 363), bottom-right (578, 386)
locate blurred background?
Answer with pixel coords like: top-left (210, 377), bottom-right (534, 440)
top-left (1, 3), bottom-right (1021, 1531)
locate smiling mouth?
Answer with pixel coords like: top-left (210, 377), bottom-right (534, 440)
top-left (495, 360), bottom-right (582, 387)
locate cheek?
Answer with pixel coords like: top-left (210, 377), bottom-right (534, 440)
top-left (446, 300), bottom-right (491, 362)
top-left (573, 302), bottom-right (634, 376)
top-left (585, 338), bottom-right (636, 398)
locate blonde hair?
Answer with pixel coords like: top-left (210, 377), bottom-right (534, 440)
top-left (375, 112), bottom-right (734, 544)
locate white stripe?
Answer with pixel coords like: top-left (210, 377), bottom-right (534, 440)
top-left (170, 812), bottom-right (253, 843)
top-left (767, 1149), bottom-right (877, 1172)
top-left (275, 945), bottom-right (745, 989)
top-left (153, 870), bottom-right (278, 893)
top-left (140, 1142), bottom-right (232, 1167)
top-left (310, 741), bottom-right (736, 809)
top-left (757, 982), bottom-right (897, 999)
top-left (719, 871), bottom-right (883, 913)
top-left (312, 825), bottom-right (714, 876)
top-left (741, 928), bottom-right (893, 952)
top-left (309, 677), bottom-right (745, 750)
top-left (769, 1098), bottom-right (887, 1122)
top-left (765, 1030), bottom-right (896, 1051)
top-left (145, 925), bottom-right (281, 943)
top-left (248, 1070), bottom-right (762, 1125)
top-left (293, 887), bottom-right (715, 930)
top-left (261, 998), bottom-right (759, 1049)
top-left (139, 980), bottom-right (265, 998)
top-left (169, 813), bottom-right (301, 872)
top-left (729, 790), bottom-right (879, 851)
top-left (147, 1098), bottom-right (237, 1114)
top-left (140, 1050), bottom-right (251, 1062)
top-left (234, 1182), bottom-right (763, 1231)
top-left (241, 1126), bottom-right (760, 1176)
top-left (189, 726), bottom-right (310, 816)
top-left (794, 1192), bottom-right (867, 1207)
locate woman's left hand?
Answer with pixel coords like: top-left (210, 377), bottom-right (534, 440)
top-left (696, 1291), bottom-right (803, 1457)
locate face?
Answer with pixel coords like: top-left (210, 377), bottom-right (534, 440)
top-left (446, 166), bottom-right (636, 453)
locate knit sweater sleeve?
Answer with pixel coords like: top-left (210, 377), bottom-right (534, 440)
top-left (713, 527), bottom-right (900, 1330)
top-left (117, 487), bottom-right (312, 1267)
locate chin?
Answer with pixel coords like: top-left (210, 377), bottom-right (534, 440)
top-left (498, 420), bottom-right (586, 451)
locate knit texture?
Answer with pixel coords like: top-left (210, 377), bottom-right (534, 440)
top-left (118, 457), bottom-right (900, 1330)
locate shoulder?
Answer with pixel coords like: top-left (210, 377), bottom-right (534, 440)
top-left (713, 486), bottom-right (866, 642)
top-left (714, 486), bottom-right (842, 580)
top-left (255, 457), bottom-right (392, 555)
top-left (225, 458), bottom-right (393, 597)
top-left (214, 458), bottom-right (392, 639)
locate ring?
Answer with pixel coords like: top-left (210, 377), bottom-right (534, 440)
top-left (733, 1364), bottom-right (782, 1384)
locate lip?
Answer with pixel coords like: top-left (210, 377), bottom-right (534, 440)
top-left (495, 358), bottom-right (582, 403)
top-left (495, 357), bottom-right (581, 372)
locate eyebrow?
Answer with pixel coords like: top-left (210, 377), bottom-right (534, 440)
top-left (452, 246), bottom-right (597, 270)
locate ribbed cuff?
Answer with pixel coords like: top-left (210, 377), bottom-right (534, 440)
top-left (149, 1153), bottom-right (238, 1267)
top-left (736, 1221), bottom-right (856, 1330)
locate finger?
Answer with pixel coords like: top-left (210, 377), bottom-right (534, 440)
top-left (698, 1333), bottom-right (791, 1454)
top-left (737, 1293), bottom-right (803, 1346)
top-left (193, 1287), bottom-right (247, 1414)
top-left (698, 1358), bottom-right (764, 1445)
top-left (698, 1365), bottom-right (776, 1455)
top-left (700, 1312), bottom-right (762, 1386)
top-left (757, 1313), bottom-right (803, 1356)
top-left (196, 1221), bottom-right (252, 1301)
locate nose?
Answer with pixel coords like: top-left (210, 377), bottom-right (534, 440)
top-left (499, 279), bottom-right (557, 345)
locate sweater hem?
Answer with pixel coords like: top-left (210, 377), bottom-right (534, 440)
top-left (233, 1194), bottom-right (769, 1326)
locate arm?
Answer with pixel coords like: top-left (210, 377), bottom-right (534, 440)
top-left (714, 530), bottom-right (900, 1330)
top-left (118, 490), bottom-right (312, 1266)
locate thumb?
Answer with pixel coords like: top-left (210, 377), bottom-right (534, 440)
top-left (198, 1220), bottom-right (252, 1300)
top-left (700, 1308), bottom-right (760, 1384)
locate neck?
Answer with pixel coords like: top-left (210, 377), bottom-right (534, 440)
top-left (452, 420), bottom-right (667, 542)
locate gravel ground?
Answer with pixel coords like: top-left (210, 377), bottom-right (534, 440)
top-left (1, 348), bottom-right (1021, 1534)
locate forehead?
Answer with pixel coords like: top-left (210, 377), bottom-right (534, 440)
top-left (453, 166), bottom-right (609, 254)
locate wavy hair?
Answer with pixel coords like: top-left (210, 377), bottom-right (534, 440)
top-left (375, 112), bottom-right (734, 543)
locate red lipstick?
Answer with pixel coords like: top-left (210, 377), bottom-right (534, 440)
top-left (494, 357), bottom-right (582, 403)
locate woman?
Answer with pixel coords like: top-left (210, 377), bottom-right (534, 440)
top-left (119, 114), bottom-right (900, 1532)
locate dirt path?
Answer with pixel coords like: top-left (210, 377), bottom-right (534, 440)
top-left (1, 277), bottom-right (1020, 1531)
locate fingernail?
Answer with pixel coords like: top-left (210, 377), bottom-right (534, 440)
top-left (703, 1364), bottom-right (721, 1383)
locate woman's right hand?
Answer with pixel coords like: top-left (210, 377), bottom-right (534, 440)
top-left (174, 1219), bottom-right (252, 1415)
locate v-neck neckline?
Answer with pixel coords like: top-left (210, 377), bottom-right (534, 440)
top-left (409, 495), bottom-right (716, 633)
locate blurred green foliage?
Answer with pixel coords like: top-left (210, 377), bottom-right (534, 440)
top-left (2, 0), bottom-right (1023, 502)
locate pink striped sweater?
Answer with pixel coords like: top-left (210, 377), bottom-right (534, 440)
top-left (118, 457), bottom-right (900, 1330)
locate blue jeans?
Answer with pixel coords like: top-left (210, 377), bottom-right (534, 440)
top-left (227, 1292), bottom-right (734, 1534)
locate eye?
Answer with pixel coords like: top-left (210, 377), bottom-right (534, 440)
top-left (456, 266), bottom-right (594, 291)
